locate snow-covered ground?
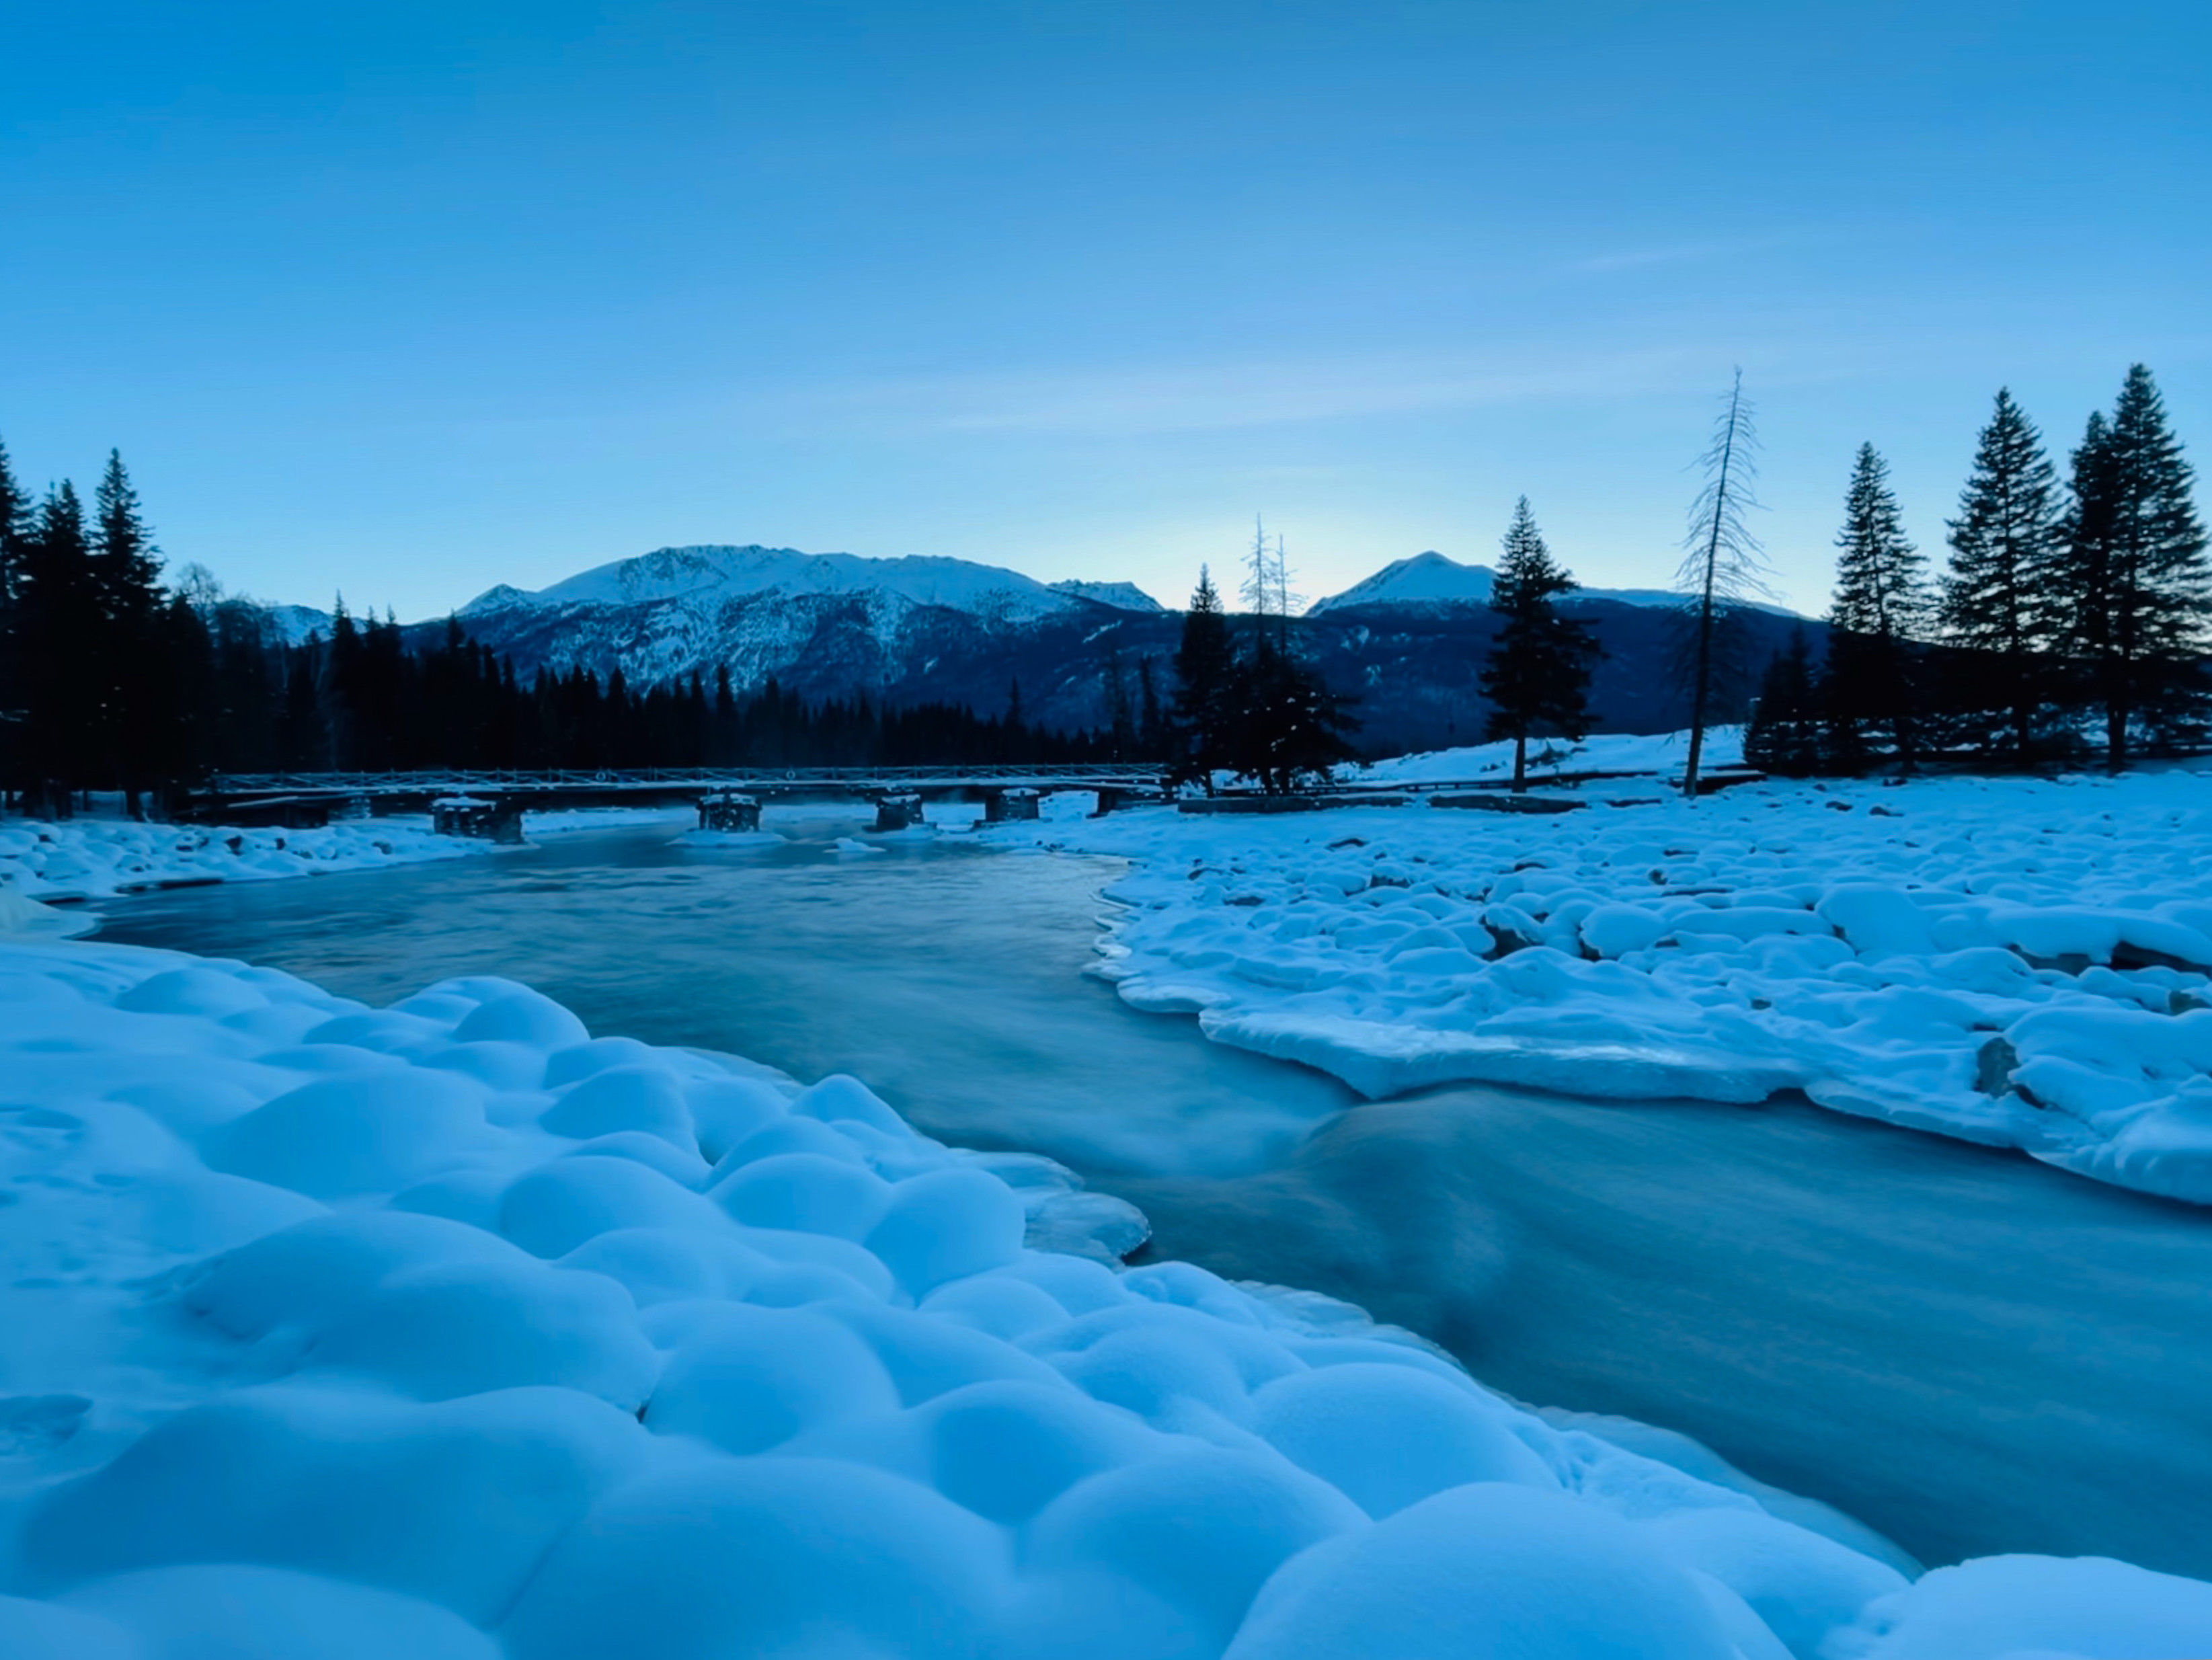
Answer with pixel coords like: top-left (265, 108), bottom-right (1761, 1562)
top-left (0, 806), bottom-right (707, 911)
top-left (0, 816), bottom-right (479, 904)
top-left (1345, 725), bottom-right (1745, 785)
top-left (5, 935), bottom-right (2209, 1659)
top-left (987, 763), bottom-right (2212, 1208)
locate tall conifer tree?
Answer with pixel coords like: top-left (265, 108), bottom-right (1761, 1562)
top-left (0, 438), bottom-right (28, 612)
top-left (1825, 443), bottom-right (1928, 768)
top-left (1476, 497), bottom-right (1599, 789)
top-left (16, 483), bottom-right (100, 806)
top-left (2056, 365), bottom-right (2210, 766)
top-left (91, 451), bottom-right (166, 806)
top-left (1743, 627), bottom-right (1823, 776)
top-left (1940, 390), bottom-right (2062, 762)
top-left (1170, 566), bottom-right (1236, 791)
top-left (0, 440), bottom-right (28, 799)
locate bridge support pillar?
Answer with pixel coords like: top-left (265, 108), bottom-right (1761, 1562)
top-left (432, 795), bottom-right (524, 844)
top-left (1092, 787), bottom-right (1129, 818)
top-left (982, 787), bottom-right (1040, 824)
top-left (873, 793), bottom-right (923, 832)
top-left (698, 791), bottom-right (762, 832)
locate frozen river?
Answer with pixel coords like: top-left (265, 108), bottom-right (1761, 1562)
top-left (97, 816), bottom-right (2212, 1579)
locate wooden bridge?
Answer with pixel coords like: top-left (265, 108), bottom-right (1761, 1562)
top-left (187, 765), bottom-right (1179, 828)
top-left (185, 761), bottom-right (1767, 830)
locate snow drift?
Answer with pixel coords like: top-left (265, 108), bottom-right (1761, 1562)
top-left (994, 764), bottom-right (2212, 1208)
top-left (5, 937), bottom-right (2206, 1656)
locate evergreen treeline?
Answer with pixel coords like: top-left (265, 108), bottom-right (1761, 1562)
top-left (1748, 364), bottom-right (2209, 775)
top-left (0, 446), bottom-right (1121, 810)
top-left (6, 364), bottom-right (2202, 815)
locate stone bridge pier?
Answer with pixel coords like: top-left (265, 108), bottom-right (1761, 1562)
top-left (981, 787), bottom-right (1041, 824)
top-left (873, 792), bottom-right (924, 832)
top-left (431, 795), bottom-right (525, 844)
top-left (697, 791), bottom-right (762, 832)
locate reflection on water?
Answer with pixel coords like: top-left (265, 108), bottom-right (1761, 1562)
top-left (98, 813), bottom-right (2212, 1579)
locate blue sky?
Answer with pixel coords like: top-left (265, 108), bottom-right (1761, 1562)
top-left (5, 0), bottom-right (2207, 619)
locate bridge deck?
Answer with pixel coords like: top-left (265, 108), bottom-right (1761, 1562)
top-left (202, 766), bottom-right (1171, 798)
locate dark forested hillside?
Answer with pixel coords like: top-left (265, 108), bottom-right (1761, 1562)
top-left (420, 595), bottom-right (1817, 758)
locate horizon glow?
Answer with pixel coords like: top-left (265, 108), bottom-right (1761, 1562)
top-left (5, 0), bottom-right (2206, 621)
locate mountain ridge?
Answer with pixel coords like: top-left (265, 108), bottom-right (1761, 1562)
top-left (246, 539), bottom-right (1813, 750)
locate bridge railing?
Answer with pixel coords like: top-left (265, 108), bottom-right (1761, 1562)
top-left (202, 764), bottom-right (1174, 795)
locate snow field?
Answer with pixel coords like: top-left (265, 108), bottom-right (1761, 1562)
top-left (1345, 724), bottom-right (1747, 786)
top-left (989, 767), bottom-right (2212, 1206)
top-left (9, 941), bottom-right (2206, 1655)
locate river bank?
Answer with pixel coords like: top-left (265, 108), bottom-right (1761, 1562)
top-left (7, 930), bottom-right (2211, 1659)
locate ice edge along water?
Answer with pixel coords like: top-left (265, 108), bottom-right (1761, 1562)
top-left (979, 745), bottom-right (2212, 1212)
top-left (5, 935), bottom-right (2212, 1659)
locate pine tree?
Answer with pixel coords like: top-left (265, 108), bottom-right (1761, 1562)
top-left (1170, 566), bottom-right (1236, 791)
top-left (0, 440), bottom-right (29, 801)
top-left (1476, 497), bottom-right (1599, 789)
top-left (0, 438), bottom-right (27, 613)
top-left (1137, 656), bottom-right (1166, 758)
top-left (1675, 370), bottom-right (1773, 797)
top-left (1105, 646), bottom-right (1135, 758)
top-left (92, 450), bottom-right (162, 620)
top-left (92, 452), bottom-right (168, 808)
top-left (15, 483), bottom-right (102, 808)
top-left (1743, 627), bottom-right (1823, 776)
top-left (1825, 443), bottom-right (1928, 768)
top-left (2056, 365), bottom-right (2211, 766)
top-left (1940, 389), bottom-right (2063, 762)
top-left (1223, 630), bottom-right (1358, 793)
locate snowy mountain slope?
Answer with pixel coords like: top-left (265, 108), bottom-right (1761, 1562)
top-left (1308, 551), bottom-right (1497, 613)
top-left (266, 602), bottom-right (336, 646)
top-left (1048, 578), bottom-right (1165, 612)
top-left (467, 544), bottom-right (1078, 627)
top-left (240, 539), bottom-right (1818, 748)
top-left (434, 544), bottom-right (1153, 695)
top-left (1308, 550), bottom-right (1801, 619)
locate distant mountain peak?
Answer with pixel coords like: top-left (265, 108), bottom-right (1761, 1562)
top-left (1308, 551), bottom-right (1496, 615)
top-left (1048, 579), bottom-right (1164, 613)
top-left (459, 583), bottom-right (533, 615)
top-left (1310, 549), bottom-right (1800, 619)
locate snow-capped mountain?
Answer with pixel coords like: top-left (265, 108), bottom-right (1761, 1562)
top-left (266, 602), bottom-right (339, 647)
top-left (247, 539), bottom-right (1819, 750)
top-left (1047, 579), bottom-right (1164, 612)
top-left (1306, 551), bottom-right (1495, 614)
top-left (464, 544), bottom-right (1083, 628)
top-left (416, 543), bottom-right (1183, 723)
top-left (1308, 550), bottom-right (1795, 618)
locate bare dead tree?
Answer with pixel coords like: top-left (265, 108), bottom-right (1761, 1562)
top-left (1676, 370), bottom-right (1774, 797)
top-left (1271, 534), bottom-right (1302, 646)
top-left (1240, 513), bottom-right (1274, 625)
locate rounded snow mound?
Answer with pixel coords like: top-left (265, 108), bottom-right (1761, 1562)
top-left (1, 937), bottom-right (2204, 1659)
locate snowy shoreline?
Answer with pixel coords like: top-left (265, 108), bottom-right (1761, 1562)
top-left (0, 805), bottom-right (705, 908)
top-left (981, 750), bottom-right (2212, 1209)
top-left (0, 814), bottom-right (483, 904)
top-left (6, 933), bottom-right (2212, 1657)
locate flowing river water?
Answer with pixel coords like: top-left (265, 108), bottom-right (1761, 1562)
top-left (94, 814), bottom-right (2212, 1580)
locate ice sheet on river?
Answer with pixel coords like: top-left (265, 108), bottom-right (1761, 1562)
top-left (995, 768), bottom-right (2212, 1206)
top-left (2, 937), bottom-right (2207, 1657)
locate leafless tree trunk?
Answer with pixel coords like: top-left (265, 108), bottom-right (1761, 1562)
top-left (1677, 370), bottom-right (1772, 798)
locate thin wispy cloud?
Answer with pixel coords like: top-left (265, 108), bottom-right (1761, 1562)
top-left (1568, 229), bottom-right (1837, 275)
top-left (800, 348), bottom-right (1708, 438)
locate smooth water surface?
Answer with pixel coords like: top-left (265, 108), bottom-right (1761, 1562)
top-left (97, 815), bottom-right (2212, 1578)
